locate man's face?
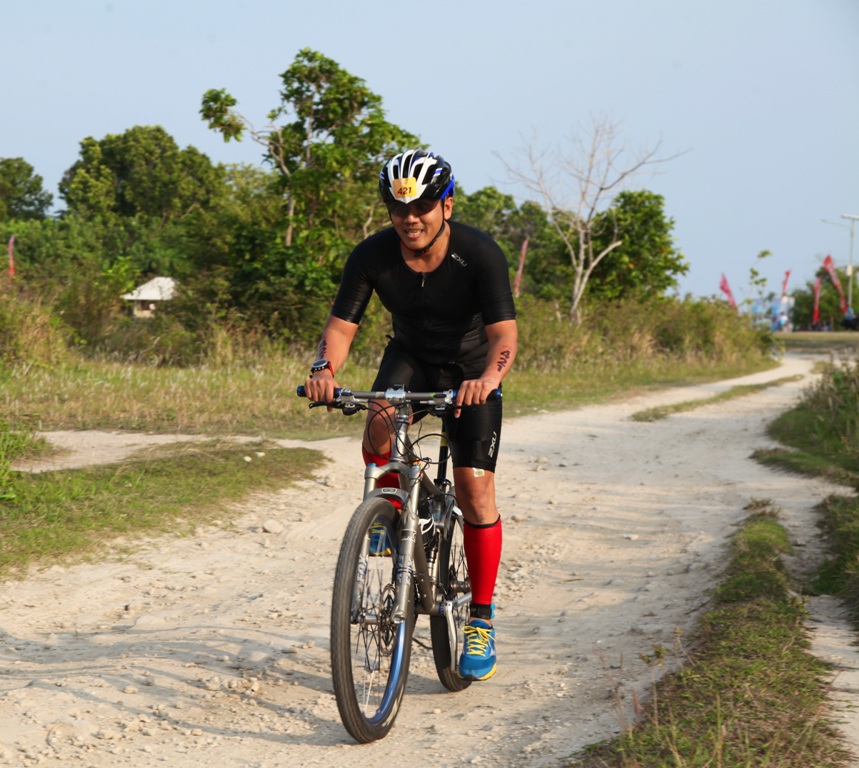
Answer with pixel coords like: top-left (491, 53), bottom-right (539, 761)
top-left (387, 196), bottom-right (453, 252)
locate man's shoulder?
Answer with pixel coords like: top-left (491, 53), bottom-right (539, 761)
top-left (449, 220), bottom-right (505, 260)
top-left (349, 227), bottom-right (399, 263)
top-left (449, 219), bottom-right (492, 241)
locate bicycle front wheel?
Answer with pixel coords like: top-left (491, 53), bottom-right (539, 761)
top-left (330, 495), bottom-right (415, 743)
top-left (430, 505), bottom-right (473, 692)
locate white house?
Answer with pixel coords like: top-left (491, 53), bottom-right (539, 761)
top-left (122, 277), bottom-right (177, 318)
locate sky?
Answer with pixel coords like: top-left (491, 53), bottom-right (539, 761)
top-left (2, 0), bottom-right (858, 301)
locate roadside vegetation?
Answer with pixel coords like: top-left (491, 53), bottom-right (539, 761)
top-left (1, 290), bottom-right (775, 437)
top-left (630, 375), bottom-right (803, 422)
top-left (573, 502), bottom-right (849, 768)
top-left (573, 346), bottom-right (859, 767)
top-left (763, 353), bottom-right (859, 623)
top-left (0, 438), bottom-right (318, 578)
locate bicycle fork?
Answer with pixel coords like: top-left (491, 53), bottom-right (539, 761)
top-left (361, 459), bottom-right (424, 623)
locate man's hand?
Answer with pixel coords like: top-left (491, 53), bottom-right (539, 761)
top-left (455, 376), bottom-right (500, 413)
top-left (304, 370), bottom-right (339, 411)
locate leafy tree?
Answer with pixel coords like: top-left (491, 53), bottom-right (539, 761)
top-left (201, 48), bottom-right (419, 253)
top-left (0, 158), bottom-right (53, 221)
top-left (588, 190), bottom-right (687, 301)
top-left (199, 49), bottom-right (426, 341)
top-left (59, 126), bottom-right (227, 222)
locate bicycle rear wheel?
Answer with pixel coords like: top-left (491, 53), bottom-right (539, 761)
top-left (430, 505), bottom-right (473, 692)
top-left (330, 495), bottom-right (415, 742)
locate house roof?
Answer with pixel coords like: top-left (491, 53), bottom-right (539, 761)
top-left (122, 277), bottom-right (177, 302)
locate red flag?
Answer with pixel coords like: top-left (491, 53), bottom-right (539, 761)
top-left (813, 277), bottom-right (821, 325)
top-left (823, 254), bottom-right (847, 313)
top-left (781, 269), bottom-right (791, 297)
top-left (513, 237), bottom-right (528, 298)
top-left (7, 235), bottom-right (14, 282)
top-left (719, 273), bottom-right (737, 309)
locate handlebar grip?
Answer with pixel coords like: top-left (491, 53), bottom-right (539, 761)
top-left (296, 385), bottom-right (343, 399)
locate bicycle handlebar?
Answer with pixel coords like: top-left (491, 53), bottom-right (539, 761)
top-left (296, 385), bottom-right (501, 406)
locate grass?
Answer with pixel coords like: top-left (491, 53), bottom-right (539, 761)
top-left (758, 355), bottom-right (859, 624)
top-left (631, 375), bottom-right (804, 422)
top-left (776, 331), bottom-right (859, 353)
top-left (0, 354), bottom-right (779, 437)
top-left (0, 439), bottom-right (320, 577)
top-left (570, 503), bottom-right (850, 768)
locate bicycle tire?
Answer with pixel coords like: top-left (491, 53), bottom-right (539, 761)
top-left (330, 495), bottom-right (415, 742)
top-left (430, 505), bottom-right (473, 692)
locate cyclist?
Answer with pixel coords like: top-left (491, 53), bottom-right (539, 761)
top-left (304, 148), bottom-right (518, 681)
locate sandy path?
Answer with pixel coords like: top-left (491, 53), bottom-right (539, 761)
top-left (2, 354), bottom-right (857, 767)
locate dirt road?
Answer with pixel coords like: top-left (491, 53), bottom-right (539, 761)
top-left (3, 354), bottom-right (857, 767)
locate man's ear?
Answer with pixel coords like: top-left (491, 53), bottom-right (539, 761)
top-left (443, 196), bottom-right (454, 220)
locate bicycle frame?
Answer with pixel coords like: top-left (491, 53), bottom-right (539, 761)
top-left (359, 387), bottom-right (467, 625)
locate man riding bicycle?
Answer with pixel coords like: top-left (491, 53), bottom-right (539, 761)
top-left (303, 149), bottom-right (518, 681)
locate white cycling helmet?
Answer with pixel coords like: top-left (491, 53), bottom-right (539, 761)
top-left (379, 149), bottom-right (455, 205)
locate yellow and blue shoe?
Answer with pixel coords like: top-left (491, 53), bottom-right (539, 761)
top-left (458, 619), bottom-right (497, 681)
top-left (368, 521), bottom-right (391, 556)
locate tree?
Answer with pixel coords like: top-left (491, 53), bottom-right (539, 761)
top-left (505, 117), bottom-right (678, 321)
top-left (201, 48), bottom-right (419, 252)
top-left (588, 190), bottom-right (687, 301)
top-left (59, 126), bottom-right (226, 222)
top-left (747, 249), bottom-right (773, 323)
top-left (0, 158), bottom-right (53, 221)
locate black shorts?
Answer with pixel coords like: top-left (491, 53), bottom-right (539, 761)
top-left (371, 339), bottom-right (502, 472)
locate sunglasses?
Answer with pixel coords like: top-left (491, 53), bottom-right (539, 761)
top-left (385, 198), bottom-right (441, 218)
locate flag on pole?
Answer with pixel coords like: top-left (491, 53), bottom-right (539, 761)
top-left (513, 237), bottom-right (528, 298)
top-left (813, 277), bottom-right (821, 325)
top-left (7, 235), bottom-right (14, 282)
top-left (781, 269), bottom-right (791, 297)
top-left (823, 254), bottom-right (847, 313)
top-left (719, 273), bottom-right (737, 309)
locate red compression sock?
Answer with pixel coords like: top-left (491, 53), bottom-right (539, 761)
top-left (362, 446), bottom-right (401, 510)
top-left (463, 516), bottom-right (503, 607)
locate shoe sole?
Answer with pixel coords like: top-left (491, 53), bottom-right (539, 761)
top-left (458, 663), bottom-right (497, 681)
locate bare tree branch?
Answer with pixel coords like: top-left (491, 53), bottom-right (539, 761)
top-left (501, 116), bottom-right (681, 322)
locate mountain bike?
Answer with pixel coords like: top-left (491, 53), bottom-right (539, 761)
top-left (298, 385), bottom-right (483, 743)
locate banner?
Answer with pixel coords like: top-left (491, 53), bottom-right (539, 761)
top-left (513, 237), bottom-right (528, 298)
top-left (781, 269), bottom-right (791, 297)
top-left (823, 254), bottom-right (847, 314)
top-left (7, 234), bottom-right (14, 282)
top-left (813, 277), bottom-right (821, 325)
top-left (719, 273), bottom-right (737, 309)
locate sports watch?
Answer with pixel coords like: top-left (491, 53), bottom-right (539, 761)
top-left (310, 359), bottom-right (333, 376)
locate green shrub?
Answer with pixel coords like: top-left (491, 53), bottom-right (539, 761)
top-left (0, 289), bottom-right (71, 367)
top-left (97, 313), bottom-right (202, 366)
top-left (515, 294), bottom-right (776, 370)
